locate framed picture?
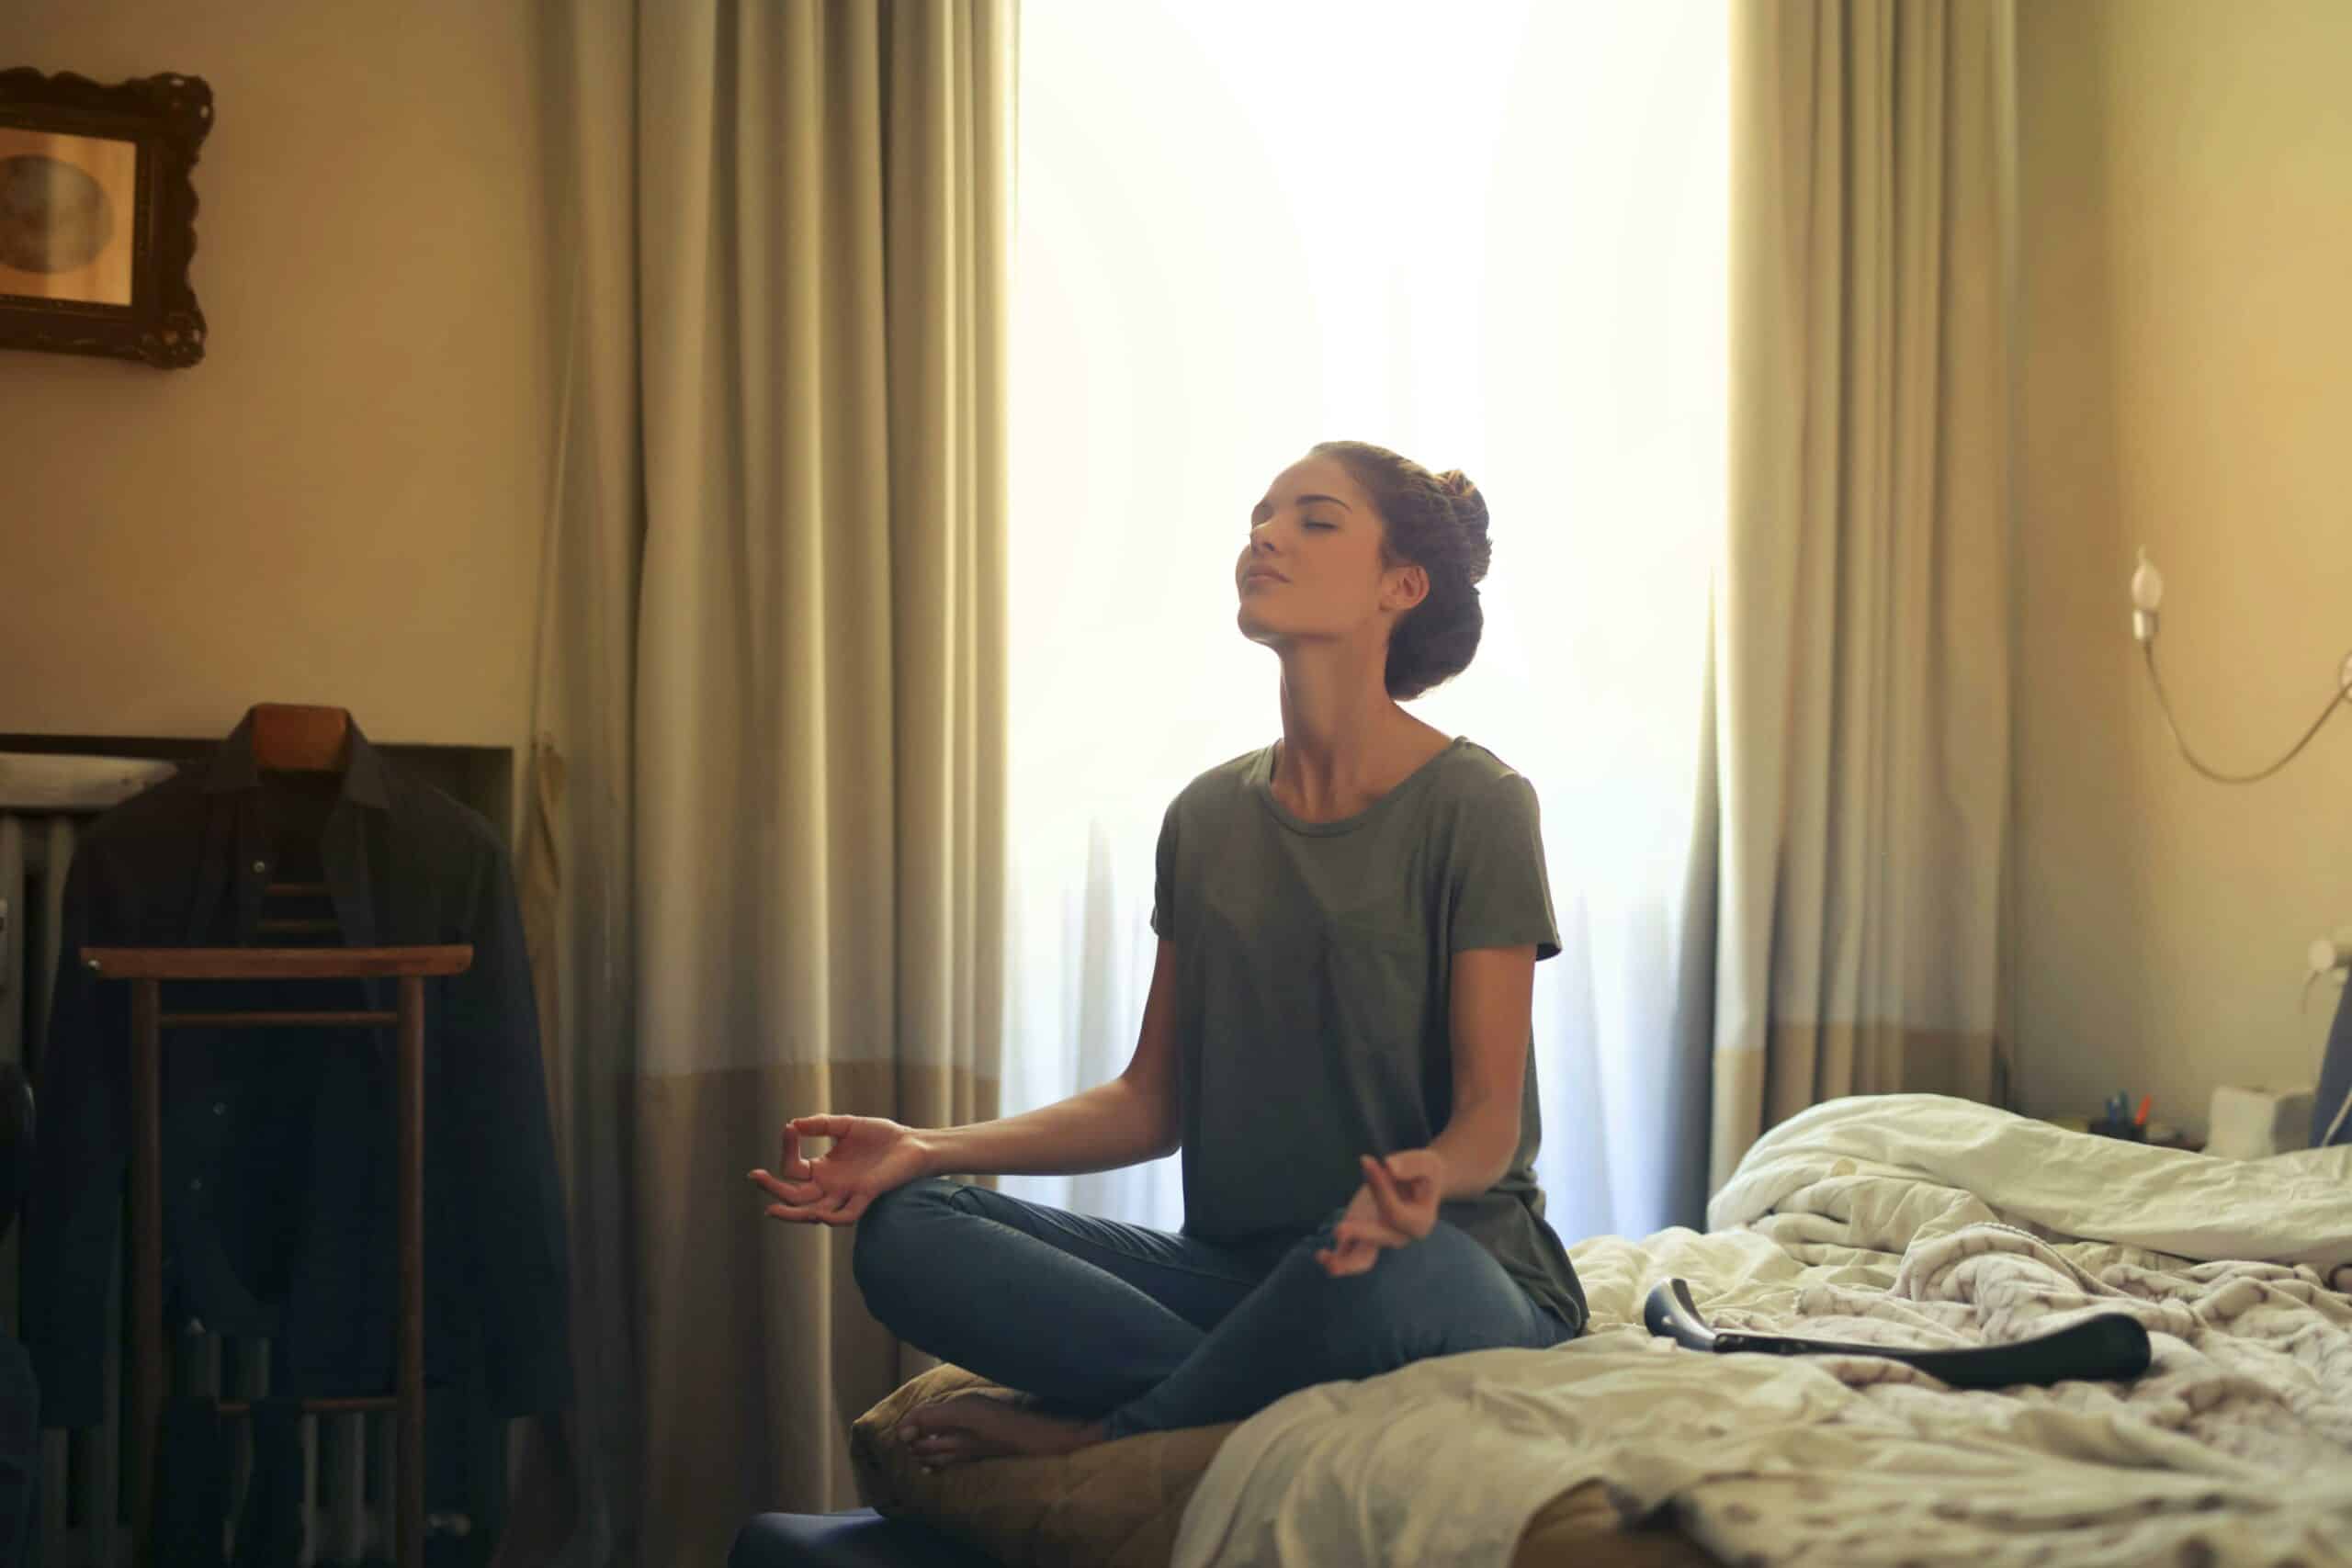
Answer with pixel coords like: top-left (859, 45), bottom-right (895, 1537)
top-left (0, 70), bottom-right (211, 368)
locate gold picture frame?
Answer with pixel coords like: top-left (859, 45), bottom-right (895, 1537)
top-left (0, 70), bottom-right (212, 368)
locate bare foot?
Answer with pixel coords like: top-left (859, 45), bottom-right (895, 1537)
top-left (897, 1393), bottom-right (1108, 1469)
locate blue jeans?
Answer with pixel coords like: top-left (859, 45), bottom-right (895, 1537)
top-left (852, 1178), bottom-right (1577, 1439)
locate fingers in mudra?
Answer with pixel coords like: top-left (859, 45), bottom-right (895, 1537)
top-left (1317, 1220), bottom-right (1406, 1273)
top-left (1314, 1149), bottom-right (1444, 1276)
top-left (1315, 1198), bottom-right (1398, 1277)
top-left (1315, 1236), bottom-right (1380, 1277)
top-left (1360, 1152), bottom-right (1438, 1238)
top-left (746, 1172), bottom-right (870, 1226)
top-left (777, 1125), bottom-right (814, 1183)
top-left (1335, 1207), bottom-right (1413, 1251)
top-left (748, 1117), bottom-right (873, 1226)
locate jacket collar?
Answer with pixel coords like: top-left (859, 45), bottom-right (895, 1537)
top-left (201, 711), bottom-right (392, 810)
top-left (191, 714), bottom-right (428, 978)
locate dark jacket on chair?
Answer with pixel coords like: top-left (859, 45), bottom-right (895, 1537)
top-left (20, 715), bottom-right (573, 1427)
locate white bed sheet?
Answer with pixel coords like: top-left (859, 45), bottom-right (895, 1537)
top-left (1171, 1094), bottom-right (2352, 1568)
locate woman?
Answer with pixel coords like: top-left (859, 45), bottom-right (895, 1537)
top-left (749, 440), bottom-right (1585, 1467)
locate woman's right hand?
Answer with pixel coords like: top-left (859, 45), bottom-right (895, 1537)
top-left (748, 1114), bottom-right (933, 1227)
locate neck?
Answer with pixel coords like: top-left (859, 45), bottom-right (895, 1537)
top-left (1272, 642), bottom-right (1426, 818)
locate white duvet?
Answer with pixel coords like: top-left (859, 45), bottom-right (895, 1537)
top-left (1171, 1095), bottom-right (2352, 1568)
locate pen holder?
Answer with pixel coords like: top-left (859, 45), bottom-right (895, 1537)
top-left (2089, 1117), bottom-right (2146, 1142)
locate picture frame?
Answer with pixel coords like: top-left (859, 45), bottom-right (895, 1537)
top-left (0, 69), bottom-right (212, 369)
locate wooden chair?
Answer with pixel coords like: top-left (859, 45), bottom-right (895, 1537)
top-left (75, 705), bottom-right (481, 1563)
top-left (83, 941), bottom-right (471, 1568)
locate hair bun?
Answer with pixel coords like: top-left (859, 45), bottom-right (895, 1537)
top-left (1430, 469), bottom-right (1490, 584)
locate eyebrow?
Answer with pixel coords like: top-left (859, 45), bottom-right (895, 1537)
top-left (1250, 493), bottom-right (1353, 521)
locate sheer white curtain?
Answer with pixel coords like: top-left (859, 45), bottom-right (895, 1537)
top-left (1001, 0), bottom-right (1728, 1244)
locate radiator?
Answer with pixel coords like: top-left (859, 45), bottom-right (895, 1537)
top-left (2, 756), bottom-right (411, 1567)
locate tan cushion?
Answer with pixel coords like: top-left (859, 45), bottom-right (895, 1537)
top-left (852, 1365), bottom-right (1238, 1568)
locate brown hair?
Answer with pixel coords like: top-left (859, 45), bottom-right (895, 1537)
top-left (1306, 439), bottom-right (1493, 701)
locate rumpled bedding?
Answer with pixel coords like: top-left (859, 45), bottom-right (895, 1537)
top-left (1171, 1094), bottom-right (2352, 1568)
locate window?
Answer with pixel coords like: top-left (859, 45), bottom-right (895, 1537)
top-left (1004, 0), bottom-right (1728, 1238)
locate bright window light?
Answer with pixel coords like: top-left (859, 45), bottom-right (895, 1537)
top-left (1005, 0), bottom-right (1728, 1238)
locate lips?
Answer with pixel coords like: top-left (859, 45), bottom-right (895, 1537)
top-left (1243, 568), bottom-right (1287, 584)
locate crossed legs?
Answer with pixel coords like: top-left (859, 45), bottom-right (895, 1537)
top-left (850, 1178), bottom-right (1567, 1463)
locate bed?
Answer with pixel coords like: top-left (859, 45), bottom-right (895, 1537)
top-left (736, 1094), bottom-right (2352, 1568)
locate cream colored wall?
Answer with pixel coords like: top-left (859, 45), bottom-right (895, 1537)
top-left (0, 0), bottom-right (550, 768)
top-left (2016, 0), bottom-right (2352, 1140)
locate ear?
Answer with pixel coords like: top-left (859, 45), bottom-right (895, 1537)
top-left (1382, 561), bottom-right (1430, 615)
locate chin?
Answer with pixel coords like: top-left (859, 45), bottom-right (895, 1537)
top-left (1235, 615), bottom-right (1289, 651)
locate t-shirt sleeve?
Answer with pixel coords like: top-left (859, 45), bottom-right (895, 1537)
top-left (1447, 773), bottom-right (1562, 960)
top-left (1150, 797), bottom-right (1179, 938)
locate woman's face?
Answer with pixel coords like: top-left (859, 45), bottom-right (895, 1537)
top-left (1235, 455), bottom-right (1426, 651)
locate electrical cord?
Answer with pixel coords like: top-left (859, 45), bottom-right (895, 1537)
top-left (2139, 640), bottom-right (2352, 785)
top-left (2132, 592), bottom-right (2352, 1145)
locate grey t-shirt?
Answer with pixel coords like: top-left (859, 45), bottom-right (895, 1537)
top-left (1150, 736), bottom-right (1587, 1334)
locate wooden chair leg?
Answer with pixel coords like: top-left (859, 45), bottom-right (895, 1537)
top-left (397, 976), bottom-right (425, 1567)
top-left (130, 976), bottom-right (164, 1566)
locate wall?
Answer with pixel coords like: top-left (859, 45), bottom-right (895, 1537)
top-left (0, 0), bottom-right (551, 789)
top-left (2016, 0), bottom-right (2352, 1139)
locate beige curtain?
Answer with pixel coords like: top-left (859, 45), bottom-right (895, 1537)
top-left (526, 1), bottom-right (1013, 1561)
top-left (1713, 0), bottom-right (2018, 1193)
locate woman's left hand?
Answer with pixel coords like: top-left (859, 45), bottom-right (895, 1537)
top-left (1315, 1148), bottom-right (1445, 1277)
